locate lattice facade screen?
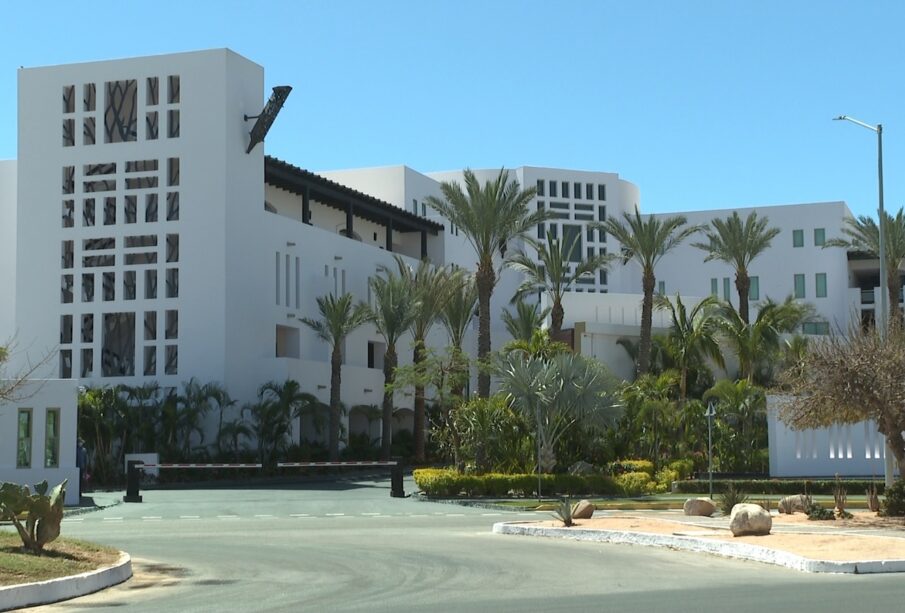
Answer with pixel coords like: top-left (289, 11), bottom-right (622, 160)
top-left (57, 73), bottom-right (181, 380)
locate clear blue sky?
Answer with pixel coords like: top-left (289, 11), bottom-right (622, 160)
top-left (2, 1), bottom-right (902, 219)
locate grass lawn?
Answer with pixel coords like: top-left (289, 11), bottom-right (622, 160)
top-left (0, 529), bottom-right (121, 587)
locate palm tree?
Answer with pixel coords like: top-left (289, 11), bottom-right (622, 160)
top-left (620, 371), bottom-right (679, 467)
top-left (394, 256), bottom-right (463, 462)
top-left (654, 294), bottom-right (725, 402)
top-left (501, 300), bottom-right (550, 344)
top-left (425, 169), bottom-right (548, 397)
top-left (439, 274), bottom-right (478, 400)
top-left (301, 292), bottom-right (370, 461)
top-left (602, 210), bottom-right (702, 375)
top-left (176, 378), bottom-right (218, 457)
top-left (508, 231), bottom-right (614, 334)
top-left (369, 265), bottom-right (417, 459)
top-left (717, 297), bottom-right (813, 383)
top-left (259, 379), bottom-right (319, 450)
top-left (703, 379), bottom-right (767, 472)
top-left (692, 211), bottom-right (780, 325)
top-left (825, 209), bottom-right (905, 325)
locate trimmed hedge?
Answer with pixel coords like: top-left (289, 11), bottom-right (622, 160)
top-left (413, 468), bottom-right (620, 498)
top-left (607, 459), bottom-right (655, 477)
top-left (673, 478), bottom-right (886, 496)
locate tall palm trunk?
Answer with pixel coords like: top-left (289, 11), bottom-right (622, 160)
top-left (550, 299), bottom-right (564, 335)
top-left (413, 341), bottom-right (426, 462)
top-left (381, 346), bottom-right (397, 459)
top-left (638, 270), bottom-right (656, 375)
top-left (329, 344), bottom-right (342, 461)
top-left (735, 269), bottom-right (751, 325)
top-left (475, 264), bottom-right (495, 397)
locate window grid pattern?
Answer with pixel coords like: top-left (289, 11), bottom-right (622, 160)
top-left (58, 73), bottom-right (181, 380)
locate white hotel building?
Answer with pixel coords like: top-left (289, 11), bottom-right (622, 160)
top-left (0, 50), bottom-right (894, 495)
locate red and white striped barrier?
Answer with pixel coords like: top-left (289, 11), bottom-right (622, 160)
top-left (137, 463), bottom-right (263, 469)
top-left (277, 461), bottom-right (398, 467)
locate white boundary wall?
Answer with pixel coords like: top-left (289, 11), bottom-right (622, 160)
top-left (767, 395), bottom-right (894, 478)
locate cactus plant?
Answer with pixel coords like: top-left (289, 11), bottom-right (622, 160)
top-left (551, 497), bottom-right (576, 527)
top-left (0, 479), bottom-right (67, 554)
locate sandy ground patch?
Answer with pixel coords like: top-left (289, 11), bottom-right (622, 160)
top-left (529, 512), bottom-right (905, 562)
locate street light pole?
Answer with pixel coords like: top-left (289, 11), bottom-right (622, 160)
top-left (834, 115), bottom-right (895, 486)
top-left (705, 401), bottom-right (716, 500)
top-left (834, 116), bottom-right (887, 336)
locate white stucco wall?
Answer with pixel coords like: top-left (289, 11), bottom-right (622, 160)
top-left (0, 380), bottom-right (80, 504)
top-left (0, 160), bottom-right (15, 343)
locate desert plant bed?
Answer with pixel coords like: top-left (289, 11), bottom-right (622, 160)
top-left (0, 531), bottom-right (120, 587)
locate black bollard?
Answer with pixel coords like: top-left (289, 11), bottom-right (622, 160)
top-left (390, 458), bottom-right (405, 498)
top-left (124, 460), bottom-right (143, 503)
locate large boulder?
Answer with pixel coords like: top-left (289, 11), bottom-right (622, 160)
top-left (777, 494), bottom-right (809, 514)
top-left (729, 503), bottom-right (772, 536)
top-left (568, 461), bottom-right (596, 476)
top-left (683, 497), bottom-right (716, 517)
top-left (572, 499), bottom-right (595, 519)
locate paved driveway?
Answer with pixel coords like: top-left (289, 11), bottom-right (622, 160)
top-left (31, 476), bottom-right (905, 612)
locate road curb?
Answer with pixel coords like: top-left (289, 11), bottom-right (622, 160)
top-left (0, 551), bottom-right (132, 611)
top-left (492, 522), bottom-right (905, 574)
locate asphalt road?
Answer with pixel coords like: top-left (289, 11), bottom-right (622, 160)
top-left (23, 476), bottom-right (905, 612)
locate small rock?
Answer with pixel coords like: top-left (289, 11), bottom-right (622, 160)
top-left (683, 497), bottom-right (716, 517)
top-left (568, 461), bottom-right (596, 476)
top-left (572, 499), bottom-right (595, 519)
top-left (730, 503), bottom-right (772, 536)
top-left (777, 494), bottom-right (809, 514)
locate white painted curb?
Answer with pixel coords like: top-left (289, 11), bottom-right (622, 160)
top-left (0, 551), bottom-right (132, 611)
top-left (492, 522), bottom-right (905, 574)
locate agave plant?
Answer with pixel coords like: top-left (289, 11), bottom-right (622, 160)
top-left (550, 497), bottom-right (576, 527)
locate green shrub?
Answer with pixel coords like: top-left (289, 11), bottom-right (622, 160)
top-left (551, 497), bottom-right (575, 527)
top-left (653, 468), bottom-right (679, 494)
top-left (718, 483), bottom-right (748, 515)
top-left (882, 479), bottom-right (905, 517)
top-left (667, 459), bottom-right (695, 480)
top-left (413, 469), bottom-right (618, 498)
top-left (615, 471), bottom-right (654, 496)
top-left (807, 501), bottom-right (835, 521)
top-left (608, 460), bottom-right (654, 477)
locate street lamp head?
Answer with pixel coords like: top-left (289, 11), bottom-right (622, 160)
top-left (833, 115), bottom-right (847, 121)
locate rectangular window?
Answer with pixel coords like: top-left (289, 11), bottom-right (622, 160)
top-left (165, 345), bottom-right (178, 375)
top-left (598, 184), bottom-right (606, 201)
top-left (749, 276), bottom-right (759, 301)
top-left (60, 315), bottom-right (72, 344)
top-left (658, 280), bottom-right (665, 295)
top-left (816, 272), bottom-right (827, 298)
top-left (166, 268), bottom-right (179, 298)
top-left (82, 273), bottom-right (94, 302)
top-left (295, 257), bottom-right (300, 309)
top-left (168, 75), bottom-right (180, 103)
top-left (793, 229), bottom-right (804, 248)
top-left (536, 179), bottom-right (544, 196)
top-left (562, 226), bottom-right (581, 255)
top-left (573, 182), bottom-right (581, 199)
top-left (144, 311), bottom-right (157, 341)
top-left (17, 409), bottom-right (32, 468)
top-left (62, 199), bottom-right (74, 228)
top-left (802, 321), bottom-right (830, 335)
top-left (597, 206), bottom-right (606, 222)
top-left (587, 246), bottom-right (595, 258)
top-left (63, 85), bottom-right (75, 113)
top-left (166, 192), bottom-right (179, 221)
top-left (102, 313), bottom-right (136, 377)
top-left (599, 269), bottom-right (608, 285)
top-left (412, 199), bottom-right (418, 214)
top-left (124, 270), bottom-right (136, 300)
top-left (104, 197), bottom-right (116, 225)
top-left (794, 273), bottom-right (806, 298)
top-left (146, 194), bottom-right (158, 222)
top-left (562, 182), bottom-right (570, 198)
top-left (165, 310), bottom-right (178, 339)
top-left (81, 348), bottom-right (93, 377)
top-left (537, 223), bottom-right (545, 240)
top-left (167, 110), bottom-right (180, 138)
top-left (62, 274), bottom-right (73, 304)
top-left (167, 234), bottom-right (179, 263)
top-left (586, 226), bottom-right (595, 243)
top-left (103, 271), bottom-right (115, 301)
top-left (82, 314), bottom-right (94, 343)
top-left (124, 195), bottom-right (137, 223)
top-left (145, 269), bottom-right (157, 299)
top-left (104, 80), bottom-right (138, 143)
top-left (814, 228), bottom-right (825, 247)
top-left (710, 278), bottom-right (718, 297)
top-left (45, 409), bottom-right (60, 468)
top-left (60, 349), bottom-right (72, 378)
top-left (549, 181), bottom-right (557, 198)
top-left (549, 225), bottom-right (558, 240)
top-left (144, 346), bottom-right (157, 375)
top-left (723, 277), bottom-right (731, 301)
top-left (83, 198), bottom-right (95, 226)
top-left (586, 184), bottom-right (594, 200)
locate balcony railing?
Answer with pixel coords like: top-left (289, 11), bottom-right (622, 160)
top-left (861, 289), bottom-right (875, 305)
